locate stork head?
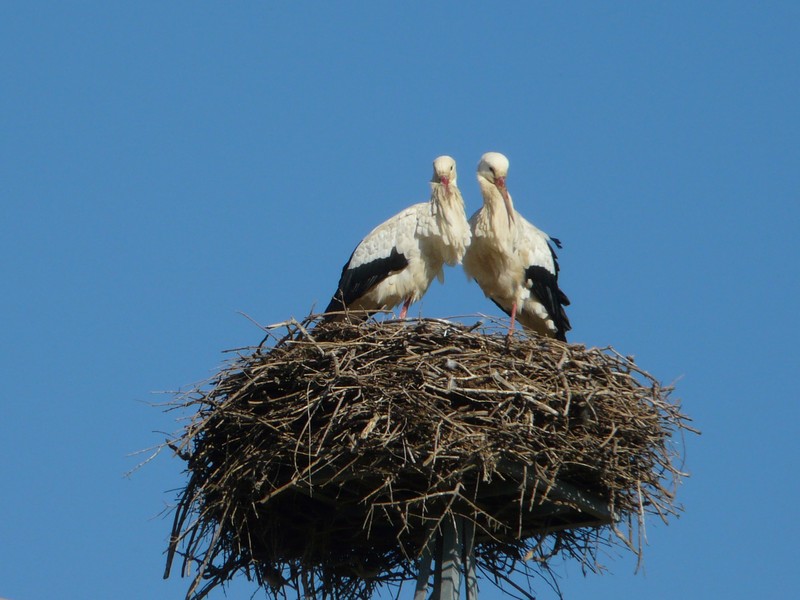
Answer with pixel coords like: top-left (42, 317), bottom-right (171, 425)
top-left (477, 152), bottom-right (514, 224)
top-left (432, 155), bottom-right (457, 196)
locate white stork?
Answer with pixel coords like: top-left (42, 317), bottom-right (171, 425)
top-left (462, 152), bottom-right (571, 340)
top-left (324, 155), bottom-right (471, 320)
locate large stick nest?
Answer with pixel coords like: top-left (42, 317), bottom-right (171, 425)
top-left (164, 317), bottom-right (693, 600)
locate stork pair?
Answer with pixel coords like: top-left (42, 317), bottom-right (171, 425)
top-left (324, 153), bottom-right (571, 341)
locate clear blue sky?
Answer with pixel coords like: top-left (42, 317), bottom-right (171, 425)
top-left (2, 2), bottom-right (798, 599)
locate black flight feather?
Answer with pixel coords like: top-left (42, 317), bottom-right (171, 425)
top-left (524, 264), bottom-right (571, 342)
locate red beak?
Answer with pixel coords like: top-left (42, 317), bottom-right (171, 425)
top-left (495, 177), bottom-right (515, 225)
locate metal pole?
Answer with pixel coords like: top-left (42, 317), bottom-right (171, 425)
top-left (438, 517), bottom-right (462, 600)
top-left (462, 518), bottom-right (477, 600)
top-left (414, 538), bottom-right (434, 600)
top-left (422, 517), bottom-right (478, 600)
top-left (432, 528), bottom-right (443, 599)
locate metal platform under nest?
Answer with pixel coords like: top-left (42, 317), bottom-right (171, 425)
top-left (414, 462), bottom-right (614, 600)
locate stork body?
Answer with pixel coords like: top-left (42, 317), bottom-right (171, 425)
top-left (325, 156), bottom-right (470, 320)
top-left (463, 152), bottom-right (571, 340)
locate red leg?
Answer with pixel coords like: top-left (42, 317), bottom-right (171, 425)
top-left (399, 297), bottom-right (412, 319)
top-left (507, 302), bottom-right (518, 338)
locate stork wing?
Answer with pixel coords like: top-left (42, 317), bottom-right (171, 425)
top-left (325, 204), bottom-right (424, 312)
top-left (515, 216), bottom-right (572, 336)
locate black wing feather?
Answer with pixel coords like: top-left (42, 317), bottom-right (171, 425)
top-left (524, 263), bottom-right (571, 341)
top-left (324, 247), bottom-right (409, 313)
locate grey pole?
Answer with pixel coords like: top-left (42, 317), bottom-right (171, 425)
top-left (438, 517), bottom-right (463, 600)
top-left (416, 517), bottom-right (478, 599)
top-left (414, 538), bottom-right (434, 600)
top-left (463, 518), bottom-right (477, 600)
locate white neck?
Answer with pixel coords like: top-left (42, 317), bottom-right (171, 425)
top-left (429, 183), bottom-right (470, 263)
top-left (477, 176), bottom-right (514, 238)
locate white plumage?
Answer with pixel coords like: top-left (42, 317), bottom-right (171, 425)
top-left (463, 152), bottom-right (571, 340)
top-left (325, 156), bottom-right (471, 320)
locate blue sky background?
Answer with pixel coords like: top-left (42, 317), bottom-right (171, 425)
top-left (2, 2), bottom-right (798, 599)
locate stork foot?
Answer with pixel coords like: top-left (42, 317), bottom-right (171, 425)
top-left (504, 329), bottom-right (514, 348)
